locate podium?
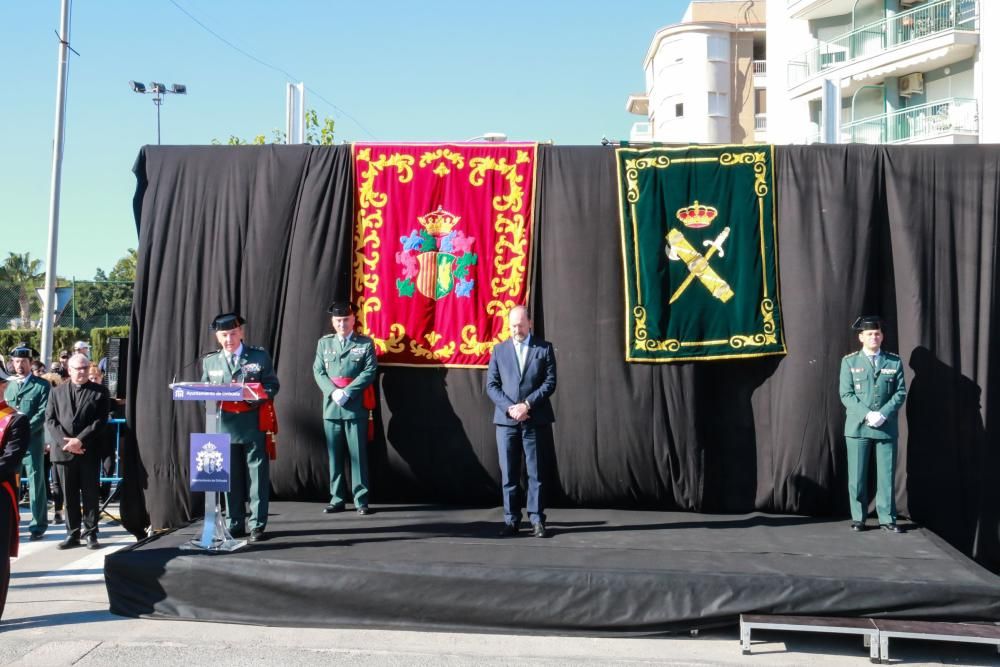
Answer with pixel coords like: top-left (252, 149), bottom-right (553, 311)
top-left (170, 382), bottom-right (267, 552)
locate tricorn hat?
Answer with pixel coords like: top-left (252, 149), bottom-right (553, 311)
top-left (852, 315), bottom-right (883, 331)
top-left (327, 302), bottom-right (354, 317)
top-left (9, 343), bottom-right (39, 359)
top-left (211, 312), bottom-right (245, 331)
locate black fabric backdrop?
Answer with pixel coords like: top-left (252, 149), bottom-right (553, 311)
top-left (122, 144), bottom-right (1000, 572)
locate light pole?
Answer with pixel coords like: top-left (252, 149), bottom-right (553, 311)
top-left (129, 80), bottom-right (187, 144)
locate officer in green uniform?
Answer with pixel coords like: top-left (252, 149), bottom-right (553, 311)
top-left (201, 313), bottom-right (279, 542)
top-left (313, 302), bottom-right (377, 515)
top-left (839, 316), bottom-right (907, 533)
top-left (4, 345), bottom-right (50, 540)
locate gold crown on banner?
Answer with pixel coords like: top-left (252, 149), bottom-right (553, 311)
top-left (675, 201), bottom-right (718, 229)
top-left (418, 205), bottom-right (460, 236)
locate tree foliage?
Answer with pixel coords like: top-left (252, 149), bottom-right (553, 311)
top-left (0, 252), bottom-right (44, 325)
top-left (212, 108), bottom-right (336, 146)
top-left (73, 249), bottom-right (136, 326)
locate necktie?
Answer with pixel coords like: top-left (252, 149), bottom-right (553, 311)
top-left (516, 342), bottom-right (526, 374)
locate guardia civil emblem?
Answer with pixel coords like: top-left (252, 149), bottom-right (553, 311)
top-left (395, 205), bottom-right (477, 299)
top-left (195, 442), bottom-right (225, 474)
top-left (664, 201), bottom-right (734, 304)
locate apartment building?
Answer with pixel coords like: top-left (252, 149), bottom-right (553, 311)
top-left (767, 0), bottom-right (997, 144)
top-left (626, 1), bottom-right (767, 144)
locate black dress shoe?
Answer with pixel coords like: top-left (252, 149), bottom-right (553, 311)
top-left (532, 523), bottom-right (548, 538)
top-left (880, 523), bottom-right (903, 533)
top-left (356, 506), bottom-right (373, 516)
top-left (323, 504), bottom-right (346, 514)
top-left (86, 533), bottom-right (100, 550)
top-left (249, 528), bottom-right (265, 542)
top-left (57, 535), bottom-right (82, 550)
top-left (850, 521), bottom-right (866, 532)
top-left (498, 523), bottom-right (519, 537)
top-left (28, 532), bottom-right (44, 541)
top-left (52, 512), bottom-right (64, 525)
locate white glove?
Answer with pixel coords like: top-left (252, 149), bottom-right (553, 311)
top-left (331, 388), bottom-right (349, 406)
top-left (865, 411), bottom-right (886, 427)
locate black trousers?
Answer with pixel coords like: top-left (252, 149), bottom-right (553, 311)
top-left (53, 457), bottom-right (100, 536)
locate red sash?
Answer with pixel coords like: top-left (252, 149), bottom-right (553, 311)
top-left (332, 377), bottom-right (376, 441)
top-left (218, 386), bottom-right (279, 460)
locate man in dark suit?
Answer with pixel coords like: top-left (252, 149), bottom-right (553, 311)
top-left (0, 367), bottom-right (31, 620)
top-left (45, 353), bottom-right (110, 550)
top-left (486, 305), bottom-right (557, 538)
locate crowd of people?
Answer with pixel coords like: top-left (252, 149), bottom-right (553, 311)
top-left (0, 341), bottom-right (120, 550)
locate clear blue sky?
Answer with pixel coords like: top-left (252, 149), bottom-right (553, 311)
top-left (0, 0), bottom-right (688, 279)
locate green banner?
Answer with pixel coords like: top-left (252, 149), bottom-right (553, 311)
top-left (617, 145), bottom-right (786, 362)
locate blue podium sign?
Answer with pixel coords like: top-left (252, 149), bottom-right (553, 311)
top-left (171, 383), bottom-right (245, 401)
top-left (190, 433), bottom-right (231, 492)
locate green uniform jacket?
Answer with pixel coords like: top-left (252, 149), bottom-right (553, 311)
top-left (4, 375), bottom-right (50, 447)
top-left (312, 333), bottom-right (377, 420)
top-left (201, 345), bottom-right (279, 443)
top-left (839, 350), bottom-right (907, 439)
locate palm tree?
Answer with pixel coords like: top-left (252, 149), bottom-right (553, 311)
top-left (0, 252), bottom-right (44, 327)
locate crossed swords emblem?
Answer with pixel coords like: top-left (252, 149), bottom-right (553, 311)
top-left (665, 226), bottom-right (735, 304)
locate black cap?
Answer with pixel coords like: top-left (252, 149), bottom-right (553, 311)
top-left (852, 315), bottom-right (883, 331)
top-left (211, 312), bottom-right (245, 331)
top-left (327, 302), bottom-right (354, 317)
top-left (9, 343), bottom-right (38, 359)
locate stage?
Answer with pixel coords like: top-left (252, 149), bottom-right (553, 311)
top-left (105, 503), bottom-right (1000, 636)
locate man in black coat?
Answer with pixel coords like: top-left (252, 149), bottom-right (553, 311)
top-left (486, 305), bottom-right (557, 538)
top-left (44, 353), bottom-right (109, 550)
top-left (0, 367), bottom-right (30, 620)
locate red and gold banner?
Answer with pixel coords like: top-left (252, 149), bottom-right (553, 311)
top-left (352, 143), bottom-right (537, 367)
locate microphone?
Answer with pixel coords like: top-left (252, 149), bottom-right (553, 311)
top-left (172, 349), bottom-right (216, 385)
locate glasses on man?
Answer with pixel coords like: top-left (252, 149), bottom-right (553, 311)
top-left (68, 365), bottom-right (90, 372)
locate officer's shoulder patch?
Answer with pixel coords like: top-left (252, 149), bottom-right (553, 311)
top-left (883, 351), bottom-right (901, 361)
top-left (321, 333), bottom-right (335, 339)
top-left (843, 350), bottom-right (860, 359)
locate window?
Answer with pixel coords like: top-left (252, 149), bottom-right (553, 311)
top-left (675, 102), bottom-right (684, 118)
top-left (708, 92), bottom-right (728, 117)
top-left (708, 35), bottom-right (728, 62)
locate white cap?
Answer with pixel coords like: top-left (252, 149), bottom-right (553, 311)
top-left (73, 340), bottom-right (91, 351)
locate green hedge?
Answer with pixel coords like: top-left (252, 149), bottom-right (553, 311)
top-left (89, 326), bottom-right (130, 362)
top-left (0, 328), bottom-right (84, 365)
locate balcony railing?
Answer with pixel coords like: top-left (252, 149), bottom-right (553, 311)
top-left (753, 60), bottom-right (767, 75)
top-left (754, 113), bottom-right (767, 131)
top-left (840, 97), bottom-right (977, 143)
top-left (788, 0), bottom-right (977, 86)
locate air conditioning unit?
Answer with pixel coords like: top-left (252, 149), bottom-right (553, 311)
top-left (899, 72), bottom-right (924, 97)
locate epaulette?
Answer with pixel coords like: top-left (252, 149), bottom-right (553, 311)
top-left (842, 350), bottom-right (860, 359)
top-left (321, 333), bottom-right (335, 339)
top-left (883, 351), bottom-right (900, 360)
